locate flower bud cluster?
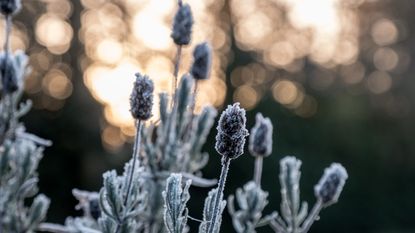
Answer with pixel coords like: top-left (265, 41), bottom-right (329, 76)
top-left (249, 113), bottom-right (273, 157)
top-left (190, 42), bottom-right (212, 80)
top-left (130, 73), bottom-right (154, 120)
top-left (314, 163), bottom-right (348, 206)
top-left (171, 2), bottom-right (193, 46)
top-left (215, 103), bottom-right (249, 160)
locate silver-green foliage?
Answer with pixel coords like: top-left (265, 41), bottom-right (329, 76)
top-left (198, 188), bottom-right (226, 233)
top-left (98, 159), bottom-right (147, 233)
top-left (228, 181), bottom-right (269, 233)
top-left (0, 3), bottom-right (50, 231)
top-left (163, 174), bottom-right (191, 233)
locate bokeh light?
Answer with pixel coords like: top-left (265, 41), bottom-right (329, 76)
top-left (10, 0), bottom-right (411, 148)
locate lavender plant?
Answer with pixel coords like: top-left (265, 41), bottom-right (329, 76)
top-left (0, 0), bottom-right (50, 232)
top-left (227, 113), bottom-right (349, 233)
top-left (38, 0), bottom-right (349, 232)
top-left (40, 1), bottom-right (219, 232)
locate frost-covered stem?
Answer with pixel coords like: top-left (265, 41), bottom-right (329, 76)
top-left (1, 14), bottom-right (11, 103)
top-left (172, 45), bottom-right (182, 103)
top-left (269, 220), bottom-right (287, 233)
top-left (190, 80), bottom-right (198, 114)
top-left (207, 156), bottom-right (231, 233)
top-left (4, 15), bottom-right (11, 53)
top-left (0, 213), bottom-right (3, 233)
top-left (254, 156), bottom-right (263, 187)
top-left (123, 119), bottom-right (142, 207)
top-left (37, 223), bottom-right (71, 233)
top-left (184, 81), bottom-right (198, 140)
top-left (299, 200), bottom-right (322, 233)
top-left (115, 120), bottom-right (142, 233)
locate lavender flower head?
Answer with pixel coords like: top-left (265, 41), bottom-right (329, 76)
top-left (314, 163), bottom-right (348, 207)
top-left (190, 42), bottom-right (212, 80)
top-left (130, 73), bottom-right (154, 120)
top-left (249, 113), bottom-right (273, 157)
top-left (215, 103), bottom-right (249, 160)
top-left (0, 0), bottom-right (21, 15)
top-left (279, 156), bottom-right (302, 186)
top-left (171, 1), bottom-right (193, 46)
top-left (0, 52), bottom-right (18, 94)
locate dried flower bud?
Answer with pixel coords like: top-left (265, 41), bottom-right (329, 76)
top-left (314, 163), bottom-right (348, 207)
top-left (0, 52), bottom-right (18, 94)
top-left (171, 2), bottom-right (193, 46)
top-left (190, 42), bottom-right (211, 80)
top-left (249, 113), bottom-right (273, 157)
top-left (215, 103), bottom-right (249, 160)
top-left (130, 73), bottom-right (154, 120)
top-left (0, 0), bottom-right (21, 15)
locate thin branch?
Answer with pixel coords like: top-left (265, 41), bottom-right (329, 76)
top-left (207, 156), bottom-right (230, 233)
top-left (171, 45), bottom-right (182, 108)
top-left (299, 200), bottom-right (322, 233)
top-left (123, 119), bottom-right (142, 207)
top-left (254, 156), bottom-right (263, 187)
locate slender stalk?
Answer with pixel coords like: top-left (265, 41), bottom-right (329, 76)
top-left (269, 219), bottom-right (287, 233)
top-left (299, 200), bottom-right (322, 233)
top-left (115, 120), bottom-right (142, 233)
top-left (183, 81), bottom-right (198, 140)
top-left (171, 45), bottom-right (182, 108)
top-left (1, 14), bottom-right (11, 102)
top-left (123, 119), bottom-right (142, 207)
top-left (207, 156), bottom-right (231, 233)
top-left (190, 81), bottom-right (198, 114)
top-left (254, 156), bottom-right (263, 187)
top-left (4, 15), bottom-right (11, 53)
top-left (0, 212), bottom-right (3, 233)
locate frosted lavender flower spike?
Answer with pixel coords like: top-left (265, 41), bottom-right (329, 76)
top-left (314, 163), bottom-right (348, 207)
top-left (129, 73), bottom-right (154, 120)
top-left (215, 103), bottom-right (249, 160)
top-left (190, 42), bottom-right (212, 80)
top-left (249, 113), bottom-right (273, 158)
top-left (0, 0), bottom-right (21, 15)
top-left (171, 1), bottom-right (193, 46)
top-left (0, 52), bottom-right (18, 94)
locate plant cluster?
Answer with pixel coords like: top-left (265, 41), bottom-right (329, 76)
top-left (0, 0), bottom-right (50, 232)
top-left (0, 0), bottom-right (349, 233)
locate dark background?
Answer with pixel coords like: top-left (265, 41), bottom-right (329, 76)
top-left (16, 0), bottom-right (415, 232)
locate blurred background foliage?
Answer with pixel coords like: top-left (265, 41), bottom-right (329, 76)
top-left (9, 0), bottom-right (415, 232)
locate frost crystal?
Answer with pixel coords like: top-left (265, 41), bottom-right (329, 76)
top-left (314, 163), bottom-right (348, 206)
top-left (215, 103), bottom-right (249, 159)
top-left (171, 2), bottom-right (193, 46)
top-left (249, 113), bottom-right (273, 157)
top-left (130, 73), bottom-right (154, 120)
top-left (190, 42), bottom-right (212, 80)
